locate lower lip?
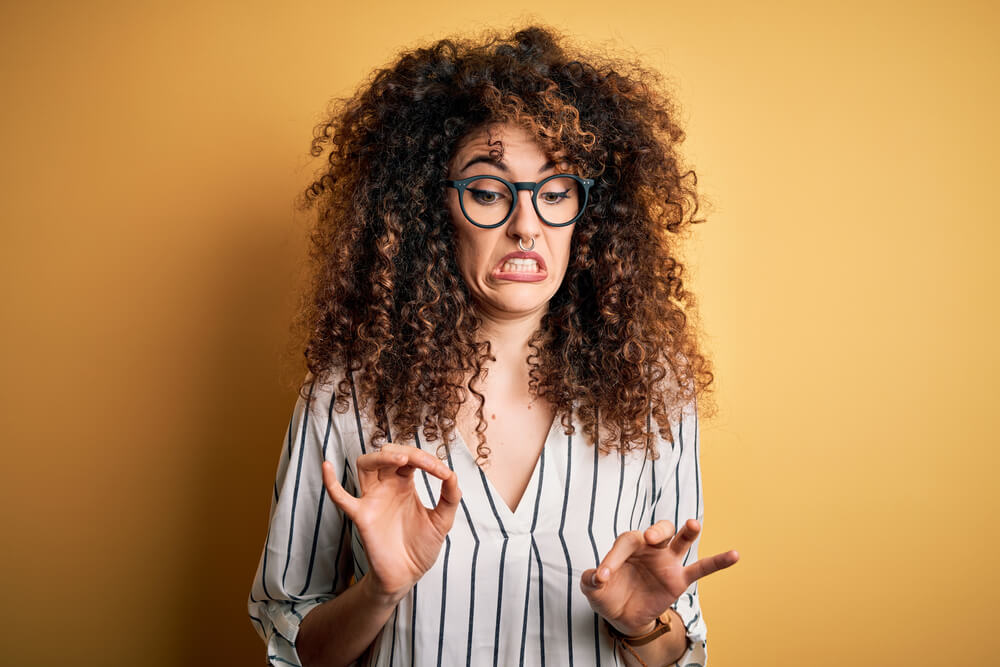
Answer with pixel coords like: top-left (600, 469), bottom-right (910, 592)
top-left (494, 269), bottom-right (547, 282)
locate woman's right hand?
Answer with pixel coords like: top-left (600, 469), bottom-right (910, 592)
top-left (321, 443), bottom-right (462, 605)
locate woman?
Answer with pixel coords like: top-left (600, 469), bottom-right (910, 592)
top-left (248, 24), bottom-right (739, 667)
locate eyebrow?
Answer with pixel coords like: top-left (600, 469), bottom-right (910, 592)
top-left (458, 155), bottom-right (557, 175)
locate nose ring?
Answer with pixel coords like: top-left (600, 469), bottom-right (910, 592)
top-left (517, 237), bottom-right (535, 252)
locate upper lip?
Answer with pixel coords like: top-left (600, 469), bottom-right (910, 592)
top-left (495, 251), bottom-right (546, 272)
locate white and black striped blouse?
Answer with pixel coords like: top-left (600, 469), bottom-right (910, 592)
top-left (248, 371), bottom-right (709, 667)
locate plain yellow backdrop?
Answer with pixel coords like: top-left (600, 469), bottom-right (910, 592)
top-left (1, 1), bottom-right (997, 665)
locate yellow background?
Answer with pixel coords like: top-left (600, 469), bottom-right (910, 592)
top-left (2, 1), bottom-right (997, 665)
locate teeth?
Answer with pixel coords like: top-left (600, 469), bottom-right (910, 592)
top-left (501, 258), bottom-right (540, 273)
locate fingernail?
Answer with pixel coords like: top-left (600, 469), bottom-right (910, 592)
top-left (600, 567), bottom-right (610, 579)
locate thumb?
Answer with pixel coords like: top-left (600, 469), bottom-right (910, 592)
top-left (322, 461), bottom-right (360, 520)
top-left (579, 567), bottom-right (609, 597)
top-left (429, 469), bottom-right (461, 534)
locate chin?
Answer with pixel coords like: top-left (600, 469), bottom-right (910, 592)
top-left (487, 290), bottom-right (555, 314)
top-left (470, 276), bottom-right (563, 315)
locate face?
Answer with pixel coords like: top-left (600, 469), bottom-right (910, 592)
top-left (446, 122), bottom-right (577, 323)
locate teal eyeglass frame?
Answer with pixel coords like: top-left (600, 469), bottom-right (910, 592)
top-left (443, 173), bottom-right (595, 229)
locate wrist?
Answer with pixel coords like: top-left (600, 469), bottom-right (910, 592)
top-left (605, 608), bottom-right (673, 642)
top-left (358, 573), bottom-right (408, 609)
top-left (606, 617), bottom-right (658, 638)
top-left (606, 609), bottom-right (688, 667)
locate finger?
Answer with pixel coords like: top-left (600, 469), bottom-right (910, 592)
top-left (395, 447), bottom-right (454, 482)
top-left (375, 452), bottom-right (413, 482)
top-left (683, 549), bottom-right (741, 583)
top-left (594, 531), bottom-right (646, 585)
top-left (393, 464), bottom-right (417, 478)
top-left (667, 518), bottom-right (702, 557)
top-left (322, 461), bottom-right (360, 519)
top-left (358, 446), bottom-right (452, 481)
top-left (354, 451), bottom-right (393, 489)
top-left (353, 449), bottom-right (440, 488)
top-left (579, 568), bottom-right (601, 595)
top-left (355, 449), bottom-right (409, 476)
top-left (643, 520), bottom-right (676, 548)
top-left (429, 468), bottom-right (462, 533)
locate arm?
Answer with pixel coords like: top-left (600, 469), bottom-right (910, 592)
top-left (248, 379), bottom-right (461, 667)
top-left (580, 400), bottom-right (739, 667)
top-left (615, 607), bottom-right (689, 667)
top-left (295, 574), bottom-right (401, 667)
top-left (298, 448), bottom-right (460, 667)
top-left (652, 401), bottom-right (711, 665)
top-left (621, 402), bottom-right (705, 667)
top-left (583, 519), bottom-right (721, 666)
top-left (248, 381), bottom-right (353, 666)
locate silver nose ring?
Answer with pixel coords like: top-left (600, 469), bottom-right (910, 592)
top-left (517, 237), bottom-right (535, 252)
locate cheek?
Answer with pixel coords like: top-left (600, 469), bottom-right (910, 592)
top-left (453, 237), bottom-right (475, 275)
top-left (554, 230), bottom-right (576, 268)
top-left (447, 204), bottom-right (472, 261)
top-left (451, 224), bottom-right (490, 276)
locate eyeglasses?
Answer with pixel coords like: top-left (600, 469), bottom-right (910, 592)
top-left (443, 174), bottom-right (595, 229)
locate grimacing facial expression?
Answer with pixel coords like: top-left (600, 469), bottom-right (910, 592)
top-left (446, 122), bottom-right (577, 321)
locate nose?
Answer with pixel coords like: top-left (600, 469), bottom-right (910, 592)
top-left (506, 188), bottom-right (543, 245)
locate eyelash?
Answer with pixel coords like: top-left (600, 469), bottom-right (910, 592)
top-left (469, 189), bottom-right (572, 204)
top-left (469, 189), bottom-right (508, 204)
top-left (540, 190), bottom-right (571, 203)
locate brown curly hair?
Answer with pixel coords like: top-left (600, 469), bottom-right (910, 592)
top-left (290, 23), bottom-right (716, 461)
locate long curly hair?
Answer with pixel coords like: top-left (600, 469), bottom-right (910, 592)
top-left (291, 23), bottom-right (716, 460)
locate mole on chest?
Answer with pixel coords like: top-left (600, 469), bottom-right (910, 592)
top-left (458, 401), bottom-right (556, 512)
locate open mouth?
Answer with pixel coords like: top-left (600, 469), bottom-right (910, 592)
top-left (499, 258), bottom-right (542, 273)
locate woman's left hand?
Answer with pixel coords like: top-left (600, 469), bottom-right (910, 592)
top-left (580, 519), bottom-right (739, 636)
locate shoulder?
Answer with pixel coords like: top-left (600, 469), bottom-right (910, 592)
top-left (296, 364), bottom-right (358, 414)
top-left (289, 366), bottom-right (366, 445)
top-left (643, 394), bottom-right (698, 475)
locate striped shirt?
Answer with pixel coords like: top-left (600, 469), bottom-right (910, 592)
top-left (248, 371), bottom-right (709, 666)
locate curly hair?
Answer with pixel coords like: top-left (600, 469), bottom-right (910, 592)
top-left (290, 23), bottom-right (716, 461)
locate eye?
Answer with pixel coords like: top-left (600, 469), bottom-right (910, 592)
top-left (469, 188), bottom-right (508, 205)
top-left (539, 190), bottom-right (571, 204)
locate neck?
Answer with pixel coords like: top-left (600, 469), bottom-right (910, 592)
top-left (473, 304), bottom-right (547, 380)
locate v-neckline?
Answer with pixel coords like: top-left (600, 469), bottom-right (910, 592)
top-left (453, 409), bottom-right (562, 528)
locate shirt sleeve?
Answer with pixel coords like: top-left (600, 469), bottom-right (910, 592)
top-left (247, 376), bottom-right (357, 667)
top-left (656, 399), bottom-right (708, 667)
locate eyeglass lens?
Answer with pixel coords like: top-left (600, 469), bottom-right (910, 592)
top-left (462, 177), bottom-right (583, 226)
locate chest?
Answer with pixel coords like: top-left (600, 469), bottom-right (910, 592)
top-left (455, 395), bottom-right (556, 514)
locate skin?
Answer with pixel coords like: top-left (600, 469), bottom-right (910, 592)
top-left (445, 121), bottom-right (577, 323)
top-left (446, 121), bottom-right (575, 513)
top-left (297, 122), bottom-right (740, 667)
top-left (581, 518), bottom-right (740, 665)
top-left (297, 448), bottom-right (460, 667)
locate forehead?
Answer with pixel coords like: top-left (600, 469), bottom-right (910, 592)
top-left (451, 122), bottom-right (563, 164)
